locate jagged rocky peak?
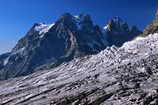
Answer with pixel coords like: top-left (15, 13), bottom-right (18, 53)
top-left (0, 13), bottom-right (141, 80)
top-left (143, 9), bottom-right (158, 36)
top-left (58, 13), bottom-right (92, 21)
top-left (57, 13), bottom-right (92, 24)
top-left (78, 13), bottom-right (93, 24)
top-left (108, 17), bottom-right (129, 32)
top-left (0, 13), bottom-right (108, 80)
top-left (77, 14), bottom-right (94, 31)
top-left (31, 23), bottom-right (55, 35)
top-left (109, 17), bottom-right (125, 25)
top-left (33, 23), bottom-right (51, 32)
top-left (53, 13), bottom-right (94, 32)
top-left (27, 23), bottom-right (47, 36)
top-left (107, 16), bottom-right (141, 33)
top-left (57, 13), bottom-right (75, 25)
top-left (103, 17), bottom-right (142, 46)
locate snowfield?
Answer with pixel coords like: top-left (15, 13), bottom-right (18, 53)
top-left (1, 33), bottom-right (158, 105)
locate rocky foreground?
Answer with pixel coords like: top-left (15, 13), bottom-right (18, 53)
top-left (0, 33), bottom-right (158, 105)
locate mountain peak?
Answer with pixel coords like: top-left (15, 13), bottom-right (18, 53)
top-left (59, 13), bottom-right (74, 20)
top-left (110, 16), bottom-right (125, 24)
top-left (0, 13), bottom-right (141, 80)
top-left (78, 13), bottom-right (92, 21)
top-left (107, 17), bottom-right (128, 31)
top-left (58, 13), bottom-right (92, 22)
top-left (103, 17), bottom-right (141, 46)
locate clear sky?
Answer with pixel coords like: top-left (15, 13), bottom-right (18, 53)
top-left (0, 0), bottom-right (158, 54)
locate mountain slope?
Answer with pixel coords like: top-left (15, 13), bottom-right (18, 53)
top-left (0, 13), bottom-right (141, 80)
top-left (0, 32), bottom-right (158, 105)
top-left (0, 13), bottom-right (107, 80)
top-left (143, 9), bottom-right (158, 36)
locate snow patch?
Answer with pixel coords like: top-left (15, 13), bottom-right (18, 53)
top-left (73, 16), bottom-right (82, 30)
top-left (74, 15), bottom-right (79, 19)
top-left (103, 25), bottom-right (109, 30)
top-left (34, 23), bottom-right (55, 38)
top-left (3, 57), bottom-right (10, 65)
top-left (12, 47), bottom-right (25, 55)
top-left (34, 24), bottom-right (48, 32)
top-left (39, 24), bottom-right (55, 35)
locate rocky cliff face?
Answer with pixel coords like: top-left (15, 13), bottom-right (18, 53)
top-left (104, 17), bottom-right (142, 46)
top-left (143, 9), bottom-right (158, 36)
top-left (0, 13), bottom-right (107, 80)
top-left (0, 13), bottom-right (141, 80)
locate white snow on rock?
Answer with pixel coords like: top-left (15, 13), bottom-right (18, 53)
top-left (39, 24), bottom-right (55, 34)
top-left (34, 23), bottom-right (55, 38)
top-left (122, 33), bottom-right (158, 55)
top-left (12, 47), bottom-right (25, 55)
top-left (73, 16), bottom-right (82, 30)
top-left (1, 33), bottom-right (158, 104)
top-left (3, 57), bottom-right (10, 65)
top-left (103, 25), bottom-right (109, 30)
top-left (2, 47), bottom-right (26, 66)
top-left (74, 15), bottom-right (79, 19)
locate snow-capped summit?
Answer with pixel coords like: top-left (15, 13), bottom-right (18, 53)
top-left (34, 23), bottom-right (55, 35)
top-left (28, 23), bottom-right (55, 38)
top-left (0, 13), bottom-right (141, 80)
top-left (34, 23), bottom-right (48, 32)
top-left (0, 13), bottom-right (108, 80)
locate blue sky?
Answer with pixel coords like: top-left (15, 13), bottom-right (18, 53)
top-left (0, 0), bottom-right (158, 54)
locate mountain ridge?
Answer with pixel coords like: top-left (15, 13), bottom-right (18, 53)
top-left (0, 13), bottom-right (141, 80)
top-left (1, 10), bottom-right (158, 105)
top-left (143, 9), bottom-right (158, 36)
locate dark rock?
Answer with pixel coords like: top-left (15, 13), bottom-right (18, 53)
top-left (0, 13), bottom-right (141, 80)
top-left (105, 17), bottom-right (142, 46)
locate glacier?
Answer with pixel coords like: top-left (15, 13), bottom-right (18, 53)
top-left (0, 33), bottom-right (158, 105)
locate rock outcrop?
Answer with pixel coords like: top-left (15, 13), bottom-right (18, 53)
top-left (143, 9), bottom-right (158, 36)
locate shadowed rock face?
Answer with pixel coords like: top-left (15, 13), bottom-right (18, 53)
top-left (0, 13), bottom-right (141, 80)
top-left (0, 53), bottom-right (10, 70)
top-left (0, 33), bottom-right (158, 105)
top-left (0, 13), bottom-right (108, 80)
top-left (106, 17), bottom-right (142, 46)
